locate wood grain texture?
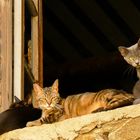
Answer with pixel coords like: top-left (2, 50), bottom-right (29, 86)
top-left (0, 0), bottom-right (13, 111)
top-left (31, 0), bottom-right (43, 86)
top-left (38, 0), bottom-right (43, 86)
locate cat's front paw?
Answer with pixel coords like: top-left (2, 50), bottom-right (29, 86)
top-left (133, 98), bottom-right (140, 105)
top-left (26, 120), bottom-right (42, 127)
top-left (26, 121), bottom-right (35, 127)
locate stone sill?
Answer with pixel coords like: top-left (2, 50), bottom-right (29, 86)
top-left (1, 104), bottom-right (140, 140)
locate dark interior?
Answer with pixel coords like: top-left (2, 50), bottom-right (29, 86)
top-left (26, 0), bottom-right (140, 97)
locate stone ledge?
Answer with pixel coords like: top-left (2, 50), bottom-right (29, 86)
top-left (1, 104), bottom-right (140, 140)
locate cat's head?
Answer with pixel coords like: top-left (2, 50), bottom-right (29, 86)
top-left (10, 95), bottom-right (32, 108)
top-left (118, 38), bottom-right (140, 68)
top-left (33, 79), bottom-right (61, 110)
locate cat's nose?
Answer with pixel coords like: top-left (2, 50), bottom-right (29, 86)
top-left (47, 102), bottom-right (51, 106)
top-left (46, 99), bottom-right (51, 105)
top-left (46, 101), bottom-right (51, 106)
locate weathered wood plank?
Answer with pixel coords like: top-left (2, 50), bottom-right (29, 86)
top-left (0, 0), bottom-right (13, 111)
top-left (31, 0), bottom-right (43, 86)
top-left (31, 0), bottom-right (39, 83)
top-left (38, 0), bottom-right (43, 86)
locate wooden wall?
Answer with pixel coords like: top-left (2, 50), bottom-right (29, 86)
top-left (0, 0), bottom-right (13, 112)
top-left (32, 0), bottom-right (43, 86)
top-left (0, 0), bottom-right (43, 112)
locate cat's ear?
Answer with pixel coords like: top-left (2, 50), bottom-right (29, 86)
top-left (14, 96), bottom-right (21, 103)
top-left (137, 38), bottom-right (140, 48)
top-left (33, 83), bottom-right (43, 96)
top-left (118, 46), bottom-right (129, 57)
top-left (33, 83), bottom-right (43, 108)
top-left (52, 79), bottom-right (59, 94)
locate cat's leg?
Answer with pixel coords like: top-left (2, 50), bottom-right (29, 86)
top-left (133, 98), bottom-right (140, 104)
top-left (106, 93), bottom-right (134, 109)
top-left (92, 107), bottom-right (107, 113)
top-left (58, 114), bottom-right (69, 121)
top-left (26, 110), bottom-right (51, 127)
top-left (26, 119), bottom-right (43, 127)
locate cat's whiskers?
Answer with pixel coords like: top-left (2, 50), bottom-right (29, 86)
top-left (54, 104), bottom-right (63, 112)
top-left (40, 104), bottom-right (52, 110)
top-left (123, 65), bottom-right (135, 78)
top-left (122, 65), bottom-right (136, 87)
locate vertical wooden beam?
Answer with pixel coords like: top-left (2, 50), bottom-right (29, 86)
top-left (14, 0), bottom-right (25, 100)
top-left (31, 0), bottom-right (39, 82)
top-left (0, 0), bottom-right (13, 111)
top-left (38, 0), bottom-right (43, 86)
top-left (31, 0), bottom-right (43, 86)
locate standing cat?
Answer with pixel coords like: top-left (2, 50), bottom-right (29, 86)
top-left (118, 38), bottom-right (140, 104)
top-left (26, 79), bottom-right (134, 127)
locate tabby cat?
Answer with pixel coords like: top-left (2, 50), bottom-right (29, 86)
top-left (118, 38), bottom-right (140, 104)
top-left (26, 79), bottom-right (134, 127)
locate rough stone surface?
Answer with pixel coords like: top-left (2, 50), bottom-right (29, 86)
top-left (1, 104), bottom-right (140, 140)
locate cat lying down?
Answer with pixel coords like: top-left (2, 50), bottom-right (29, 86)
top-left (0, 100), bottom-right (41, 135)
top-left (26, 79), bottom-right (134, 127)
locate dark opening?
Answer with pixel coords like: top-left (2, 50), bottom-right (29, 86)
top-left (29, 0), bottom-right (140, 97)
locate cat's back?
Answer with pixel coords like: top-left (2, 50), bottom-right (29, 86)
top-left (62, 89), bottom-right (134, 118)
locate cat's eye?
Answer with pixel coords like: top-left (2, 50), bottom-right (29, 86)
top-left (51, 97), bottom-right (56, 101)
top-left (53, 98), bottom-right (59, 104)
top-left (38, 98), bottom-right (46, 103)
top-left (38, 98), bottom-right (43, 101)
top-left (129, 57), bottom-right (135, 61)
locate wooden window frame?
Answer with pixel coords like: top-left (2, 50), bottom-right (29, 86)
top-left (14, 0), bottom-right (43, 100)
top-left (0, 0), bottom-right (13, 112)
top-left (0, 0), bottom-right (43, 112)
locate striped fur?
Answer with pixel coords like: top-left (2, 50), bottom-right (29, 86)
top-left (26, 79), bottom-right (134, 127)
top-left (60, 89), bottom-right (134, 120)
